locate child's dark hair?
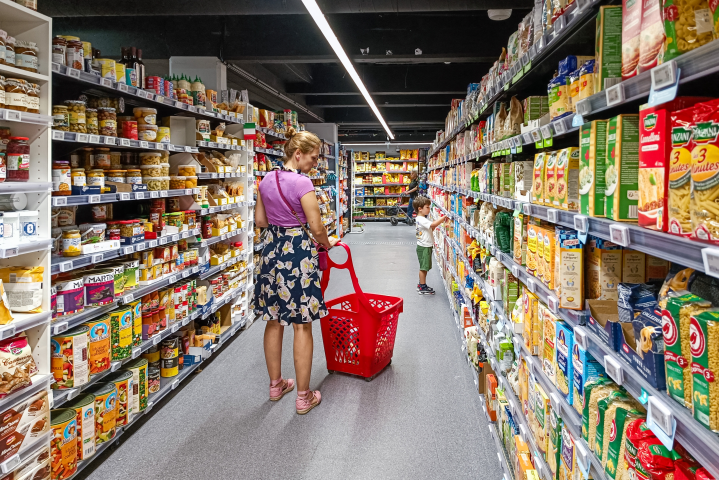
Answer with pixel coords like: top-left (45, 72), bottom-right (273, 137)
top-left (413, 196), bottom-right (431, 211)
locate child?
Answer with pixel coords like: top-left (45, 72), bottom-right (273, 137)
top-left (414, 196), bottom-right (449, 295)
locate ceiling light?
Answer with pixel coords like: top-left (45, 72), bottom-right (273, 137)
top-left (302, 0), bottom-right (395, 140)
top-left (342, 142), bottom-right (433, 146)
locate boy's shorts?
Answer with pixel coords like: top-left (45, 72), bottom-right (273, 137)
top-left (416, 245), bottom-right (433, 271)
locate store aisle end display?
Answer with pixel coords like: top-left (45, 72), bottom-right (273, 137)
top-left (424, 0), bottom-right (719, 479)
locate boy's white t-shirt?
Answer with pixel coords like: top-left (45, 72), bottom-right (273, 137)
top-left (415, 216), bottom-right (433, 247)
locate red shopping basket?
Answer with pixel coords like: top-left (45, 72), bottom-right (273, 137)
top-left (320, 243), bottom-right (403, 381)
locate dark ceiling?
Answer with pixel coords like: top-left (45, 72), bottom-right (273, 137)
top-left (44, 0), bottom-right (533, 142)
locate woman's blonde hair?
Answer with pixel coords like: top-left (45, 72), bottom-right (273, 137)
top-left (283, 127), bottom-right (321, 163)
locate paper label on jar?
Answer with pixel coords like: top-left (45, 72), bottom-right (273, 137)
top-left (95, 154), bottom-right (111, 168)
top-left (144, 115), bottom-right (156, 125)
top-left (52, 52), bottom-right (64, 64)
top-left (28, 95), bottom-right (39, 112)
top-left (87, 117), bottom-right (98, 129)
top-left (87, 176), bottom-right (104, 187)
top-left (0, 90), bottom-right (4, 107)
top-left (53, 113), bottom-right (69, 127)
top-left (69, 111), bottom-right (86, 125)
top-left (7, 154), bottom-right (29, 171)
top-left (72, 174), bottom-right (86, 186)
top-left (0, 165), bottom-right (5, 179)
top-left (127, 175), bottom-right (142, 184)
top-left (100, 119), bottom-right (117, 130)
top-left (15, 54), bottom-right (38, 70)
top-left (5, 91), bottom-right (25, 107)
top-left (5, 51), bottom-right (15, 65)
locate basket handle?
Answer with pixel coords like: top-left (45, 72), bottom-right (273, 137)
top-left (320, 242), bottom-right (378, 319)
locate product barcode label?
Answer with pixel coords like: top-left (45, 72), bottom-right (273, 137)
top-left (605, 83), bottom-right (625, 107)
top-left (117, 83), bottom-right (129, 92)
top-left (104, 136), bottom-right (115, 145)
top-left (77, 134), bottom-right (89, 143)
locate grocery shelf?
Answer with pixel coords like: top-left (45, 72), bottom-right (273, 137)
top-left (257, 126), bottom-right (287, 140)
top-left (0, 374), bottom-right (52, 413)
top-left (254, 146), bottom-right (284, 156)
top-left (0, 182), bottom-right (52, 194)
top-left (199, 256), bottom-right (251, 281)
top-left (0, 108), bottom-right (53, 126)
top-left (355, 195), bottom-right (407, 198)
top-left (52, 129), bottom-right (200, 153)
top-left (354, 183), bottom-right (408, 187)
top-left (356, 170), bottom-right (412, 174)
top-left (196, 141), bottom-right (248, 152)
top-left (198, 228), bottom-right (248, 247)
top-left (196, 171), bottom-right (247, 179)
top-left (0, 312), bottom-right (51, 341)
top-left (200, 281), bottom-right (253, 320)
top-left (0, 63), bottom-right (49, 84)
top-left (52, 63), bottom-right (243, 124)
top-left (354, 159), bottom-right (418, 163)
top-left (198, 204), bottom-right (253, 214)
top-left (0, 238), bottom-right (53, 259)
top-left (51, 188), bottom-right (200, 207)
top-left (51, 228), bottom-right (201, 275)
top-left (0, 431), bottom-right (51, 476)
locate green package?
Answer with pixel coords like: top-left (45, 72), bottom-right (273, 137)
top-left (580, 120), bottom-right (608, 217)
top-left (605, 115), bottom-right (639, 221)
top-left (594, 6), bottom-right (623, 94)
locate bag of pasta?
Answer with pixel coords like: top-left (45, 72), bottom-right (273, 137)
top-left (662, 0), bottom-right (715, 63)
top-left (690, 99), bottom-right (719, 242)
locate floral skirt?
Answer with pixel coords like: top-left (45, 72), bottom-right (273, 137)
top-left (257, 224), bottom-right (329, 325)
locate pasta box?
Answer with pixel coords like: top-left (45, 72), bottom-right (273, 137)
top-left (616, 304), bottom-right (666, 389)
top-left (555, 321), bottom-right (575, 405)
top-left (579, 120), bottom-right (609, 217)
top-left (586, 299), bottom-right (622, 351)
top-left (571, 343), bottom-right (606, 416)
top-left (605, 114), bottom-right (640, 222)
top-left (638, 98), bottom-right (712, 230)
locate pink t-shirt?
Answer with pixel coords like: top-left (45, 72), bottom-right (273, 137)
top-left (259, 170), bottom-right (316, 227)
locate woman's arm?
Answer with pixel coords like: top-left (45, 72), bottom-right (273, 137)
top-left (299, 191), bottom-right (337, 250)
top-left (255, 189), bottom-right (269, 228)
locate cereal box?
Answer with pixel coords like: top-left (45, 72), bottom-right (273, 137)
top-left (555, 147), bottom-right (580, 211)
top-left (585, 236), bottom-right (622, 301)
top-left (526, 222), bottom-right (540, 274)
top-left (536, 226), bottom-right (546, 281)
top-left (558, 233), bottom-right (584, 310)
top-left (622, 250), bottom-right (646, 283)
top-left (524, 290), bottom-right (540, 355)
top-left (515, 160), bottom-right (534, 202)
top-left (531, 152), bottom-right (547, 205)
top-left (545, 151), bottom-right (558, 207)
top-left (595, 6), bottom-right (623, 93)
top-left (621, 0), bottom-right (642, 80)
top-left (605, 114), bottom-right (640, 222)
top-left (556, 321), bottom-right (575, 404)
top-left (580, 120), bottom-right (609, 217)
top-left (559, 423), bottom-right (575, 480)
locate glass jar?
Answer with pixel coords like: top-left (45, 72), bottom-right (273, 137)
top-left (185, 176), bottom-right (197, 188)
top-left (159, 176), bottom-right (170, 190)
top-left (98, 107), bottom-right (117, 136)
top-left (52, 160), bottom-right (71, 196)
top-left (157, 127), bottom-right (171, 143)
top-left (71, 168), bottom-right (86, 186)
top-left (0, 127), bottom-right (9, 153)
top-left (6, 137), bottom-right (29, 182)
top-left (126, 169), bottom-right (142, 184)
top-left (169, 176), bottom-right (185, 190)
top-left (26, 83), bottom-right (39, 114)
top-left (120, 151), bottom-right (136, 166)
top-left (86, 108), bottom-right (98, 135)
top-left (62, 229), bottom-right (82, 257)
top-left (53, 105), bottom-right (70, 131)
top-left (14, 40), bottom-right (38, 73)
top-left (94, 147), bottom-right (111, 169)
top-left (65, 40), bottom-right (83, 70)
top-left (110, 151), bottom-right (122, 168)
top-left (0, 76), bottom-right (5, 109)
top-left (0, 153), bottom-right (5, 182)
top-left (133, 107), bottom-right (157, 125)
top-left (64, 100), bottom-right (87, 133)
top-left (0, 30), bottom-right (6, 66)
top-left (137, 124), bottom-right (157, 141)
top-left (87, 169), bottom-right (105, 187)
top-left (143, 177), bottom-right (162, 191)
top-left (185, 211), bottom-right (196, 228)
top-left (107, 170), bottom-right (125, 183)
top-left (52, 36), bottom-right (67, 65)
top-left (202, 215), bottom-right (212, 239)
top-left (79, 146), bottom-right (93, 169)
top-left (4, 78), bottom-right (26, 112)
top-left (5, 37), bottom-right (15, 67)
top-left (177, 165), bottom-right (196, 176)
top-left (106, 221), bottom-right (121, 240)
top-left (139, 152), bottom-right (162, 165)
top-left (159, 163), bottom-right (170, 176)
top-left (140, 164), bottom-right (161, 177)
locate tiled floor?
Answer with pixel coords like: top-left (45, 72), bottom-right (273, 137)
top-left (81, 224), bottom-right (502, 480)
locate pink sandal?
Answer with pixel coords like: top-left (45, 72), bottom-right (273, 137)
top-left (296, 390), bottom-right (322, 414)
top-left (269, 377), bottom-right (295, 401)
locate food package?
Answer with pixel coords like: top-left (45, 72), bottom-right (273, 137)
top-left (543, 309), bottom-right (559, 385)
top-left (0, 267), bottom-right (44, 314)
top-left (513, 212), bottom-right (530, 266)
top-left (547, 405), bottom-right (563, 480)
top-left (578, 60), bottom-right (595, 101)
top-left (558, 232), bottom-right (583, 310)
top-left (548, 75), bottom-right (571, 120)
top-left (604, 404), bottom-right (646, 480)
top-left (663, 0), bottom-right (715, 64)
top-left (595, 6), bottom-right (623, 93)
top-left (555, 147), bottom-right (580, 210)
top-left (621, 0), bottom-right (642, 79)
top-left (690, 99), bottom-right (719, 243)
top-left (544, 152), bottom-right (558, 207)
top-left (0, 334), bottom-right (37, 397)
top-left (555, 321), bottom-right (575, 404)
top-left (543, 228), bottom-right (557, 289)
top-left (504, 96), bottom-right (523, 138)
top-left (531, 152), bottom-right (547, 205)
top-left (605, 114), bottom-right (640, 222)
top-left (523, 290), bottom-right (540, 354)
top-left (689, 309), bottom-right (719, 431)
top-left (582, 378), bottom-right (619, 449)
top-left (668, 106), bottom-right (696, 237)
top-left (0, 281), bottom-right (14, 326)
top-left (534, 382), bottom-right (550, 454)
top-left (580, 120), bottom-right (609, 217)
top-left (495, 103), bottom-right (508, 141)
top-left (595, 392), bottom-right (642, 464)
top-left (585, 236), bottom-right (622, 301)
top-left (572, 344), bottom-right (606, 415)
top-left (558, 423), bottom-right (576, 480)
top-left (638, 0), bottom-right (664, 73)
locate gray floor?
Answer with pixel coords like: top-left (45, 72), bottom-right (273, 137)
top-left (81, 224), bottom-right (502, 480)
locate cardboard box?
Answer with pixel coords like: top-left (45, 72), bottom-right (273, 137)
top-left (534, 383), bottom-right (550, 454)
top-left (543, 228), bottom-right (556, 290)
top-left (585, 236), bottom-right (622, 301)
top-left (637, 0), bottom-right (663, 73)
top-left (543, 310), bottom-right (559, 385)
top-left (555, 147), bottom-right (580, 211)
top-left (621, 0), bottom-right (642, 79)
top-left (545, 151), bottom-right (558, 207)
top-left (605, 114), bottom-right (640, 221)
top-left (622, 249), bottom-right (646, 283)
top-left (617, 304), bottom-right (666, 390)
top-left (595, 6), bottom-right (623, 93)
top-left (531, 152), bottom-right (547, 205)
top-left (558, 233), bottom-right (584, 310)
top-left (523, 291), bottom-right (540, 355)
top-left (586, 299), bottom-right (622, 351)
top-left (579, 120), bottom-right (609, 217)
top-left (555, 321), bottom-right (575, 404)
top-left (515, 160), bottom-right (534, 202)
top-left (645, 255), bottom-right (669, 281)
top-left (536, 226), bottom-right (546, 281)
top-left (513, 212), bottom-right (529, 266)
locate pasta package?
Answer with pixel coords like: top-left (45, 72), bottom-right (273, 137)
top-left (594, 391), bottom-right (633, 461)
top-left (663, 0), bottom-right (715, 64)
top-left (582, 378), bottom-right (618, 449)
top-left (555, 147), bottom-right (580, 211)
top-left (543, 310), bottom-right (559, 385)
top-left (534, 383), bottom-right (550, 454)
top-left (603, 405), bottom-right (645, 480)
top-left (621, 0), bottom-right (642, 79)
top-left (559, 423), bottom-right (576, 480)
top-left (691, 99), bottom-right (719, 243)
top-left (670, 106), bottom-right (699, 237)
top-left (558, 232), bottom-right (584, 310)
top-left (532, 152), bottom-right (547, 205)
top-left (605, 115), bottom-right (640, 222)
top-left (580, 120), bottom-right (609, 217)
top-left (595, 6), bottom-right (623, 93)
top-left (689, 309), bottom-right (719, 431)
top-left (585, 236), bottom-right (622, 301)
top-left (0, 267), bottom-right (44, 314)
top-left (638, 0), bottom-right (664, 73)
top-left (547, 405), bottom-right (563, 480)
top-left (555, 321), bottom-right (574, 404)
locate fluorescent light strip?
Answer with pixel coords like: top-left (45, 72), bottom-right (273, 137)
top-left (342, 142), bottom-right (433, 146)
top-left (302, 0), bottom-right (395, 140)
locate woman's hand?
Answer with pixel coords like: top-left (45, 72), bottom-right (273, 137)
top-left (329, 237), bottom-right (340, 248)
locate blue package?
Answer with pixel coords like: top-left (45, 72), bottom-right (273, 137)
top-left (572, 343), bottom-right (605, 414)
top-left (556, 321), bottom-right (575, 405)
top-left (558, 55), bottom-right (578, 76)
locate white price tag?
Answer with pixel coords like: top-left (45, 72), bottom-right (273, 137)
top-left (540, 124), bottom-right (553, 140)
top-left (553, 118), bottom-right (567, 135)
top-left (169, 275), bottom-right (177, 284)
top-left (150, 191), bottom-right (159, 198)
top-left (148, 240), bottom-right (157, 248)
top-left (77, 133), bottom-right (89, 143)
top-left (171, 324), bottom-right (180, 333)
top-left (159, 237), bottom-right (168, 245)
top-left (511, 265), bottom-right (519, 277)
top-left (182, 318), bottom-right (189, 326)
top-left (175, 101), bottom-right (183, 108)
top-left (573, 215), bottom-right (589, 233)
top-left (548, 295), bottom-right (559, 313)
top-left (132, 347), bottom-right (141, 359)
top-left (67, 67), bottom-right (81, 79)
top-left (604, 355), bottom-right (624, 385)
top-left (53, 322), bottom-right (68, 335)
top-left (547, 209), bottom-right (558, 223)
top-left (651, 60), bottom-right (677, 91)
top-left (606, 83), bottom-right (625, 107)
top-left (211, 173), bottom-right (218, 178)
top-left (160, 190), bottom-right (168, 197)
top-left (185, 189), bottom-right (192, 195)
top-left (155, 95), bottom-right (164, 104)
top-left (117, 83), bottom-right (129, 93)
top-left (120, 138), bottom-right (131, 146)
top-left (140, 141), bottom-right (149, 148)
top-left (0, 454), bottom-right (20, 473)
top-left (648, 396), bottom-right (675, 439)
top-left (111, 361), bottom-right (122, 372)
top-left (54, 197), bottom-right (67, 206)
top-left (135, 192), bottom-right (146, 199)
top-left (526, 277), bottom-right (536, 293)
top-left (522, 133), bottom-right (533, 144)
top-left (123, 293), bottom-right (134, 303)
top-left (575, 99), bottom-right (591, 117)
top-left (575, 441), bottom-right (591, 479)
top-left (88, 195), bottom-right (101, 204)
top-left (554, 14), bottom-right (566, 32)
top-left (172, 234), bottom-right (179, 241)
top-left (522, 203), bottom-right (532, 215)
top-left (122, 246), bottom-right (134, 254)
top-left (153, 335), bottom-right (162, 345)
top-left (531, 129), bottom-right (542, 143)
top-left (101, 77), bottom-right (113, 87)
top-left (93, 254), bottom-right (104, 263)
top-left (104, 136), bottom-right (115, 145)
top-left (702, 247), bottom-right (719, 279)
top-left (52, 130), bottom-right (66, 141)
top-left (60, 261), bottom-right (73, 272)
top-left (609, 224), bottom-right (630, 247)
top-left (118, 192), bottom-right (130, 201)
top-left (574, 326), bottom-right (589, 350)
top-left (171, 379), bottom-right (179, 390)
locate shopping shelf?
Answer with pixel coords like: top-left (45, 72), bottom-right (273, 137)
top-left (0, 108), bottom-right (52, 126)
top-left (196, 141), bottom-right (248, 152)
top-left (52, 129), bottom-right (200, 153)
top-left (51, 188), bottom-right (201, 207)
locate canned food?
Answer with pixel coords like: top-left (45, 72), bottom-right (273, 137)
top-left (105, 370), bottom-right (133, 426)
top-left (148, 367), bottom-right (160, 393)
top-left (51, 326), bottom-right (90, 390)
top-left (87, 383), bottom-right (117, 445)
top-left (128, 298), bottom-right (142, 346)
top-left (50, 408), bottom-right (78, 480)
top-left (142, 311), bottom-right (157, 340)
top-left (82, 315), bottom-right (111, 375)
top-left (124, 357), bottom-right (148, 413)
top-left (83, 270), bottom-right (114, 307)
top-left (53, 277), bottom-right (84, 316)
top-left (65, 393), bottom-right (95, 461)
top-left (109, 307), bottom-right (133, 361)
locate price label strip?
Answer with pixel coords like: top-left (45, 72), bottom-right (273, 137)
top-left (647, 396), bottom-right (677, 450)
top-left (649, 63), bottom-right (680, 107)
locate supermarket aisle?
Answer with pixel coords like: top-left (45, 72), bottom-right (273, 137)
top-left (82, 224), bottom-right (501, 480)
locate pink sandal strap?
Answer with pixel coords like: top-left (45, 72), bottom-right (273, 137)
top-left (270, 378), bottom-right (295, 400)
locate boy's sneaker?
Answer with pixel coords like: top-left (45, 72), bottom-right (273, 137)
top-left (418, 285), bottom-right (435, 295)
top-left (416, 283), bottom-right (422, 291)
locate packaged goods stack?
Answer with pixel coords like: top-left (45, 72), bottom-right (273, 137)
top-left (425, 1), bottom-right (719, 480)
top-left (352, 150), bottom-right (419, 221)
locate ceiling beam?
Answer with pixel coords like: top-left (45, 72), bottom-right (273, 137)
top-left (228, 54), bottom-right (497, 64)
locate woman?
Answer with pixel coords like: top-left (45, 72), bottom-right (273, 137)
top-left (255, 127), bottom-right (338, 415)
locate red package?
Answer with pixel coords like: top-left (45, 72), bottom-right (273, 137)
top-left (697, 468), bottom-right (716, 480)
top-left (636, 442), bottom-right (675, 480)
top-left (624, 419), bottom-right (658, 478)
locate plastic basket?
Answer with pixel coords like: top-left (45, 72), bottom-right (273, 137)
top-left (320, 243), bottom-right (403, 381)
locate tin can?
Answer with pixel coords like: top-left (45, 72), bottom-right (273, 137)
top-left (51, 326), bottom-right (90, 390)
top-left (83, 269), bottom-right (114, 307)
top-left (65, 393), bottom-right (95, 461)
top-left (148, 367), bottom-right (160, 393)
top-left (50, 408), bottom-right (78, 480)
top-left (128, 298), bottom-right (142, 346)
top-left (124, 357), bottom-right (148, 413)
top-left (105, 370), bottom-right (133, 426)
top-left (54, 277), bottom-right (84, 316)
top-left (109, 307), bottom-right (133, 361)
top-left (142, 311), bottom-right (157, 340)
top-left (82, 315), bottom-right (111, 375)
top-left (121, 259), bottom-right (139, 292)
top-left (87, 383), bottom-right (117, 445)
top-left (160, 337), bottom-right (179, 378)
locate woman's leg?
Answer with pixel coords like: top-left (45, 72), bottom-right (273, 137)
top-left (293, 322), bottom-right (314, 391)
top-left (264, 320), bottom-right (284, 381)
top-left (407, 198), bottom-right (414, 219)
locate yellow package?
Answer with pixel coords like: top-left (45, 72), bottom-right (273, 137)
top-left (523, 290), bottom-right (539, 354)
top-left (543, 310), bottom-right (560, 384)
top-left (555, 147), bottom-right (580, 211)
top-left (558, 235), bottom-right (584, 310)
top-left (0, 267), bottom-right (44, 313)
top-left (532, 152), bottom-right (547, 205)
top-left (535, 382), bottom-right (550, 455)
top-left (545, 151), bottom-right (558, 207)
top-left (0, 280), bottom-right (14, 325)
top-left (544, 228), bottom-right (556, 290)
top-left (585, 237), bottom-right (622, 301)
top-left (527, 223), bottom-right (539, 274)
top-left (536, 226), bottom-right (546, 281)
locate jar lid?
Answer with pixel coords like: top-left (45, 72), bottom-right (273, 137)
top-left (126, 169), bottom-right (141, 173)
top-left (63, 100), bottom-right (85, 105)
top-left (9, 137), bottom-right (28, 141)
top-left (90, 169), bottom-right (105, 173)
top-left (86, 108), bottom-right (97, 113)
top-left (53, 105), bottom-right (68, 110)
top-left (139, 152), bottom-right (161, 158)
top-left (98, 107), bottom-right (116, 112)
top-left (108, 170), bottom-right (126, 174)
top-left (63, 229), bottom-right (80, 234)
top-left (95, 147), bottom-right (110, 152)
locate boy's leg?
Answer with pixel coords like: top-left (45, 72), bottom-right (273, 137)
top-left (419, 270), bottom-right (427, 284)
top-left (417, 246), bottom-right (435, 295)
